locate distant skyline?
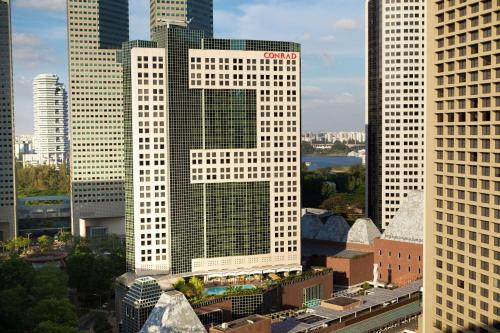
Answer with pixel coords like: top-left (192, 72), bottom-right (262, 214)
top-left (11, 0), bottom-right (364, 133)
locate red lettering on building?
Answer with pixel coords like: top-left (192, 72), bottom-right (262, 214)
top-left (263, 52), bottom-right (298, 60)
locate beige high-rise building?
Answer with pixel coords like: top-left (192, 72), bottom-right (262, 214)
top-left (149, 0), bottom-right (213, 37)
top-left (365, 0), bottom-right (426, 229)
top-left (424, 0), bottom-right (500, 332)
top-left (0, 0), bottom-right (16, 240)
top-left (66, 0), bottom-right (129, 236)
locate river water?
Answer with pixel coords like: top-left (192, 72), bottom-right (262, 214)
top-left (302, 155), bottom-right (362, 171)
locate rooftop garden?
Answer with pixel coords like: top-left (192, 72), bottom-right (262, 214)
top-left (174, 268), bottom-right (333, 305)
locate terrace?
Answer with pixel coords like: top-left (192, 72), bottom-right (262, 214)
top-left (272, 280), bottom-right (422, 333)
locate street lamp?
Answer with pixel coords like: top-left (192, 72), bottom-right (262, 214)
top-left (27, 233), bottom-right (32, 252)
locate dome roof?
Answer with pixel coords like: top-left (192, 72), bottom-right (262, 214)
top-left (347, 218), bottom-right (381, 245)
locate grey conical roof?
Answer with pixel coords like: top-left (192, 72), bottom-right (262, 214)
top-left (140, 290), bottom-right (206, 333)
top-left (347, 218), bottom-right (381, 245)
top-left (301, 213), bottom-right (323, 239)
top-left (315, 215), bottom-right (350, 242)
top-left (381, 191), bottom-right (424, 244)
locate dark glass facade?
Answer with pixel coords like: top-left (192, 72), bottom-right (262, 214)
top-left (0, 0), bottom-right (16, 240)
top-left (99, 0), bottom-right (129, 49)
top-left (206, 182), bottom-right (269, 258)
top-left (366, 0), bottom-right (383, 228)
top-left (205, 90), bottom-right (256, 150)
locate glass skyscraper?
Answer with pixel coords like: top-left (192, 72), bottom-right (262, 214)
top-left (149, 0), bottom-right (213, 37)
top-left (0, 0), bottom-right (16, 240)
top-left (123, 25), bottom-right (301, 276)
top-left (66, 0), bottom-right (129, 236)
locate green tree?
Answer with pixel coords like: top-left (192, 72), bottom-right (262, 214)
top-left (16, 163), bottom-right (70, 197)
top-left (0, 256), bottom-right (35, 291)
top-left (173, 278), bottom-right (191, 297)
top-left (321, 182), bottom-right (336, 198)
top-left (66, 252), bottom-right (95, 293)
top-left (37, 235), bottom-right (54, 252)
top-left (188, 276), bottom-right (205, 298)
top-left (32, 265), bottom-right (68, 301)
top-left (66, 251), bottom-right (125, 299)
top-left (301, 171), bottom-right (326, 207)
top-left (29, 298), bottom-right (77, 328)
top-left (56, 230), bottom-right (73, 245)
top-left (0, 286), bottom-right (31, 332)
top-left (301, 141), bottom-right (315, 154)
top-left (34, 321), bottom-right (82, 333)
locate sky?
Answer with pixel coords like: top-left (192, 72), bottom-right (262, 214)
top-left (11, 0), bottom-right (365, 134)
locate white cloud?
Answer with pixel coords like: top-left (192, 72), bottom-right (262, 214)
top-left (302, 85), bottom-right (322, 95)
top-left (12, 33), bottom-right (55, 67)
top-left (14, 49), bottom-right (55, 68)
top-left (15, 0), bottom-right (66, 12)
top-left (335, 92), bottom-right (355, 105)
top-left (335, 18), bottom-right (359, 30)
top-left (319, 35), bottom-right (336, 44)
top-left (12, 33), bottom-right (42, 47)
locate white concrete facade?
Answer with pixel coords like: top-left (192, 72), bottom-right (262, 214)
top-left (33, 74), bottom-right (68, 168)
top-left (367, 0), bottom-right (426, 228)
top-left (130, 47), bottom-right (301, 276)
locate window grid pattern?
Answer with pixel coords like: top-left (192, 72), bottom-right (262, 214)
top-left (0, 0), bottom-right (15, 240)
top-left (67, 0), bottom-right (129, 235)
top-left (126, 27), bottom-right (301, 276)
top-left (427, 0), bottom-right (500, 332)
top-left (188, 46), bottom-right (301, 272)
top-left (380, 0), bottom-right (426, 228)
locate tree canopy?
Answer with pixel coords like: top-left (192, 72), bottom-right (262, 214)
top-left (302, 165), bottom-right (365, 223)
top-left (0, 256), bottom-right (81, 333)
top-left (16, 162), bottom-right (70, 197)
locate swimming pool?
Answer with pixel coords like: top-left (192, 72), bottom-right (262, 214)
top-left (205, 284), bottom-right (255, 295)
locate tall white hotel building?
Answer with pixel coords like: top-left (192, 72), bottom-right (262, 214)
top-left (365, 0), bottom-right (426, 228)
top-left (33, 74), bottom-right (69, 168)
top-left (123, 24), bottom-right (302, 276)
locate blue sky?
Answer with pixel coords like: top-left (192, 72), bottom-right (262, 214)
top-left (11, 0), bottom-right (365, 134)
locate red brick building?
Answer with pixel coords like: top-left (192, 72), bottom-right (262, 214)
top-left (372, 191), bottom-right (424, 285)
top-left (302, 192), bottom-right (424, 288)
top-left (302, 217), bottom-right (381, 287)
top-left (373, 238), bottom-right (423, 285)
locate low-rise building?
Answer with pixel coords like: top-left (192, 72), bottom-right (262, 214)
top-left (17, 196), bottom-right (71, 237)
top-left (373, 191), bottom-right (423, 285)
top-left (302, 215), bottom-right (380, 287)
